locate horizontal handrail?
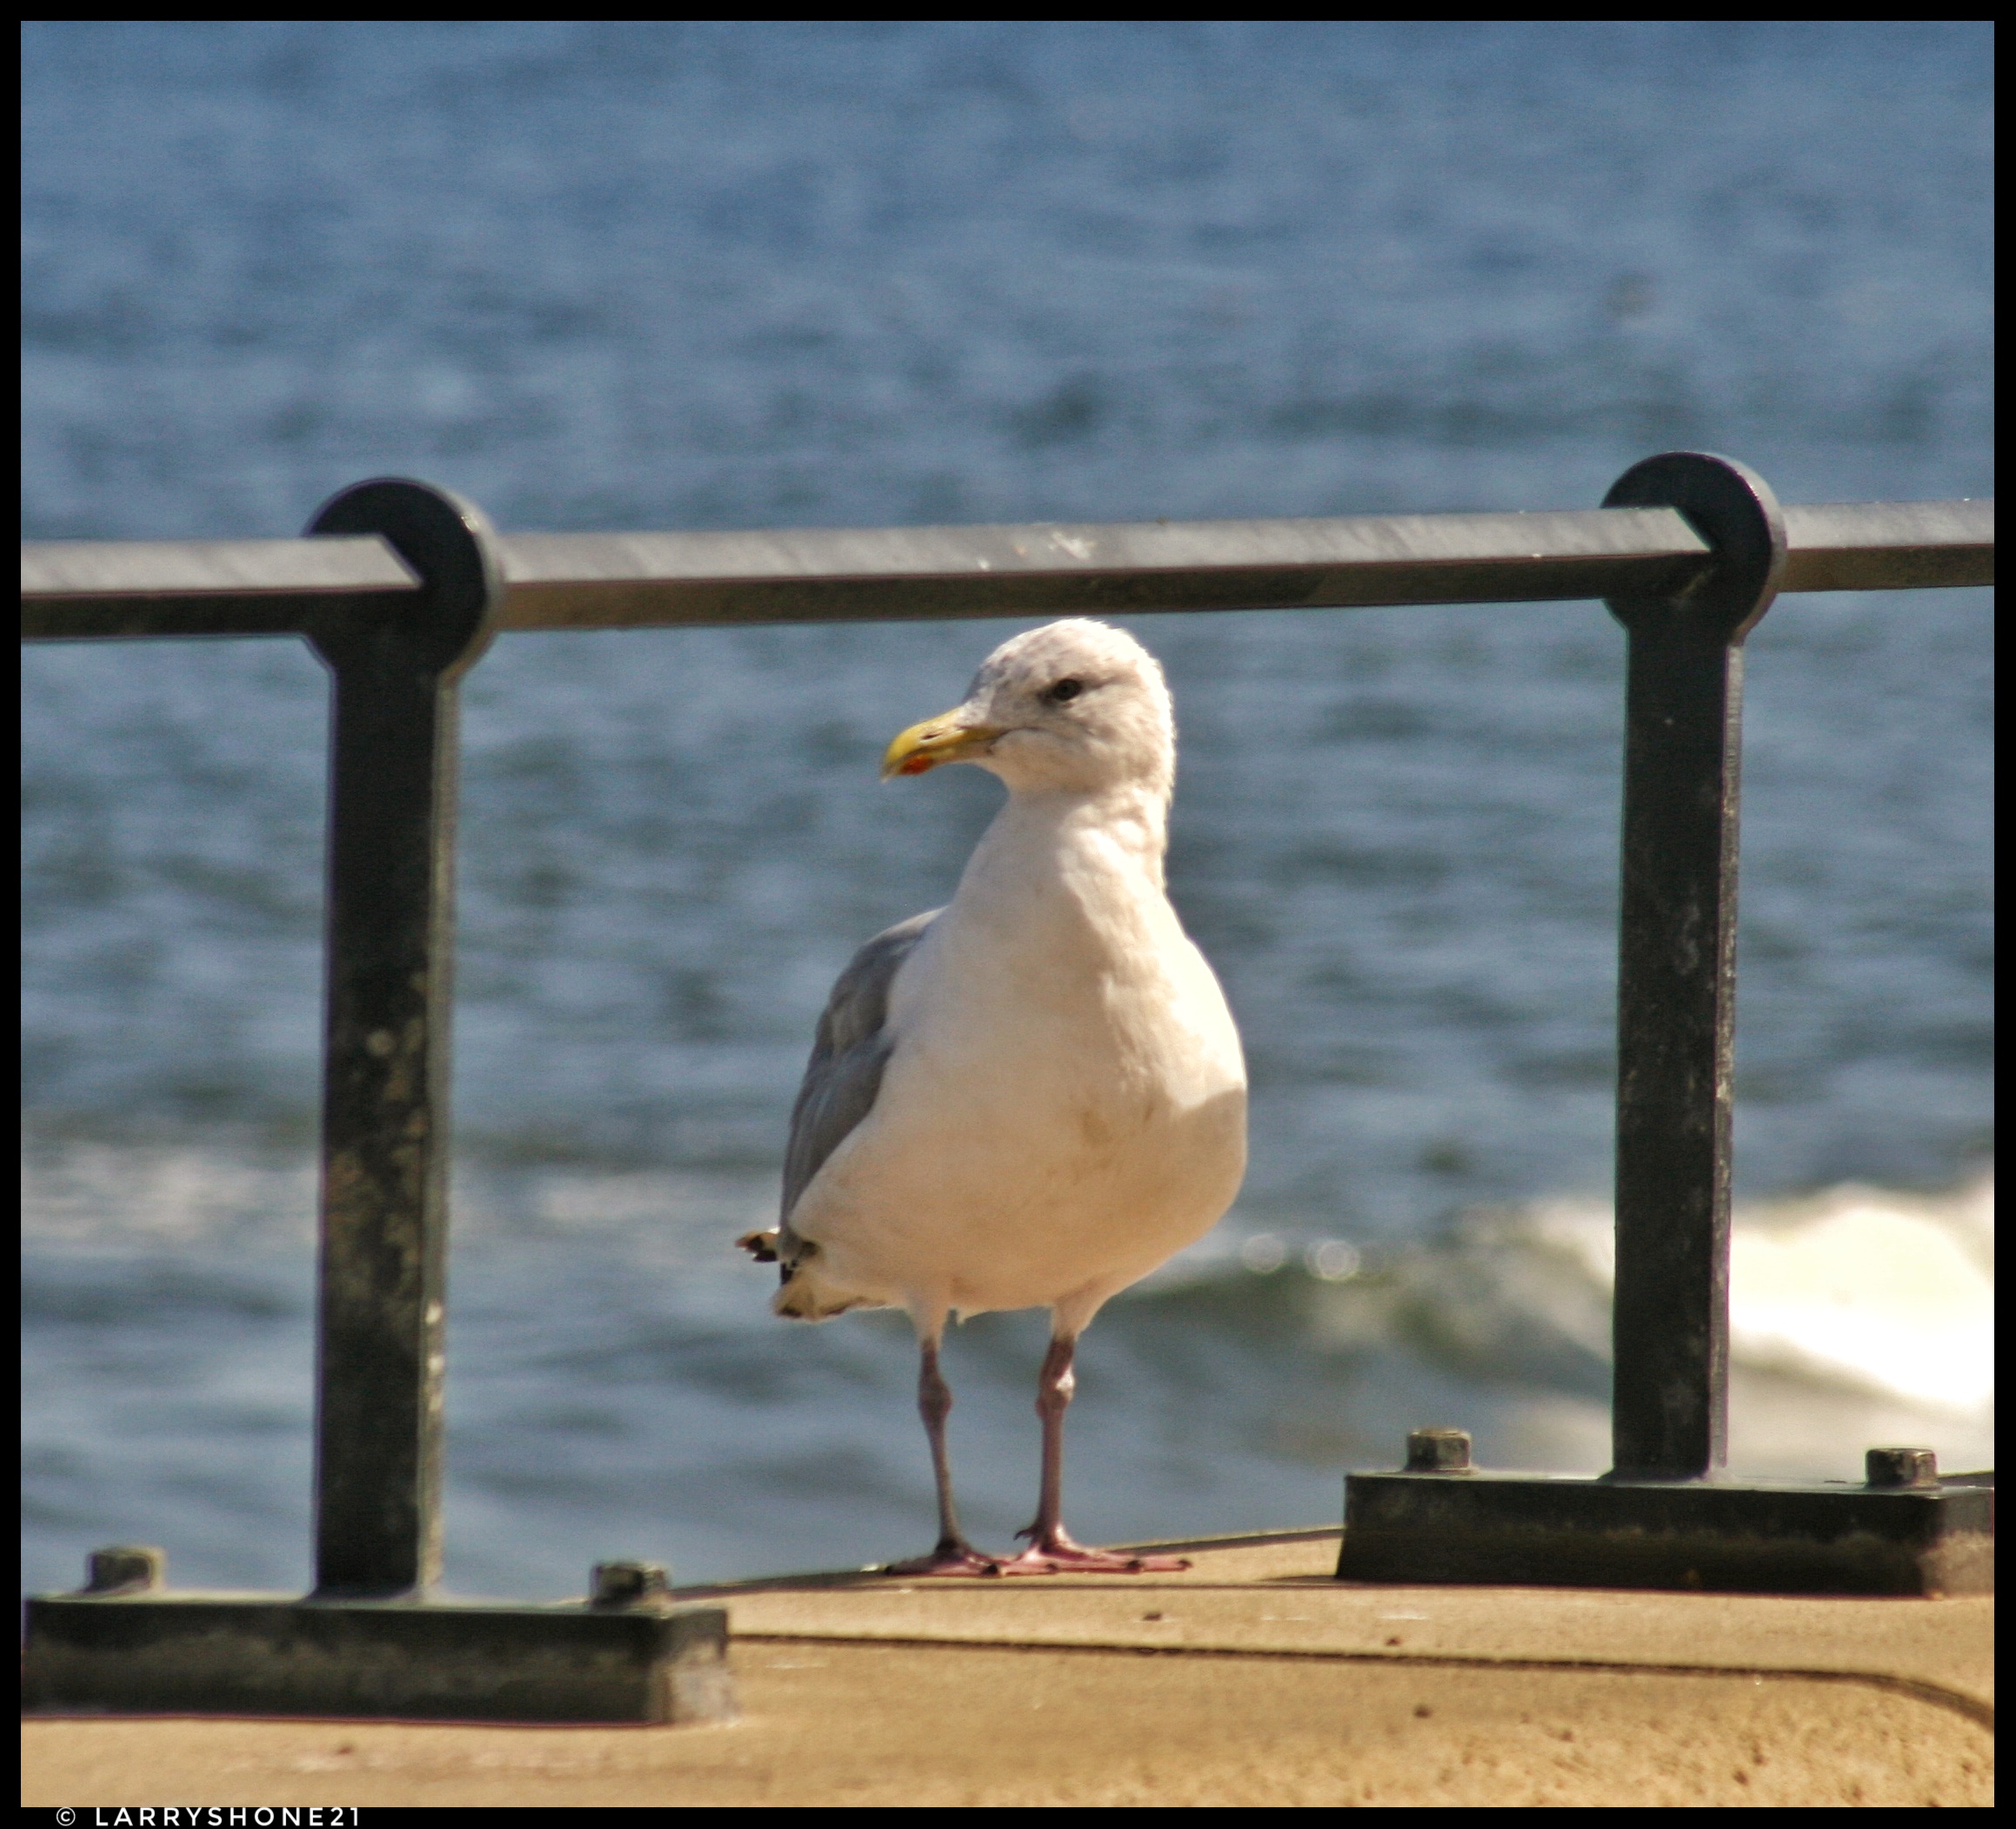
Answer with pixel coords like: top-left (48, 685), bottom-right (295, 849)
top-left (21, 497), bottom-right (1993, 641)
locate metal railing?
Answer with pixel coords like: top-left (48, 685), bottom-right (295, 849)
top-left (22, 484), bottom-right (1989, 639)
top-left (20, 451), bottom-right (1994, 1719)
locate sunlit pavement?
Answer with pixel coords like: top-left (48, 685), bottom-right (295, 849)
top-left (23, 1531), bottom-right (1993, 1806)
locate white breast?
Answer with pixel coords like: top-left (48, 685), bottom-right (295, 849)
top-left (789, 788), bottom-right (1248, 1322)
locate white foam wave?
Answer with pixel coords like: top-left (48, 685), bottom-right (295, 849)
top-left (24, 1138), bottom-right (1993, 1425)
top-left (1520, 1174), bottom-right (1994, 1418)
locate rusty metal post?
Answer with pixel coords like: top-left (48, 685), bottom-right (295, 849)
top-left (302, 479), bottom-right (504, 1598)
top-left (1338, 457), bottom-right (1987, 1596)
top-left (1601, 452), bottom-right (1786, 1479)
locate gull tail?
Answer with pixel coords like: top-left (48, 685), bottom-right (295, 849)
top-left (738, 1225), bottom-right (879, 1320)
top-left (772, 1268), bottom-right (873, 1321)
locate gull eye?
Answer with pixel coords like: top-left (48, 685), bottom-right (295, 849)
top-left (1046, 678), bottom-right (1084, 704)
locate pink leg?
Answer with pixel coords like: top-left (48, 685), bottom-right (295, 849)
top-left (885, 1336), bottom-right (1001, 1577)
top-left (997, 1333), bottom-right (1191, 1576)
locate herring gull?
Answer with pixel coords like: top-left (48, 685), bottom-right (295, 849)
top-left (740, 618), bottom-right (1247, 1574)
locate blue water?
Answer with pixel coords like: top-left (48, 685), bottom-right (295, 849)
top-left (22, 22), bottom-right (1993, 1598)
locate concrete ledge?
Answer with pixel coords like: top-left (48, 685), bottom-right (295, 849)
top-left (23, 1532), bottom-right (1994, 1807)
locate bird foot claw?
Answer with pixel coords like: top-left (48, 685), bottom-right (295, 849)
top-left (996, 1548), bottom-right (1192, 1575)
top-left (881, 1544), bottom-right (1006, 1578)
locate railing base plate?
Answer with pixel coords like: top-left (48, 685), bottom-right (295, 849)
top-left (1337, 1472), bottom-right (1993, 1595)
top-left (20, 1591), bottom-right (737, 1725)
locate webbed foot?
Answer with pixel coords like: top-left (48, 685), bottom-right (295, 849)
top-left (995, 1525), bottom-right (1192, 1575)
top-left (882, 1539), bottom-right (1006, 1578)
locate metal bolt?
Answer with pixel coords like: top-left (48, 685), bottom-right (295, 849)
top-left (1405, 1428), bottom-right (1473, 1473)
top-left (591, 1560), bottom-right (671, 1608)
top-left (1865, 1447), bottom-right (1939, 1490)
top-left (86, 1545), bottom-right (165, 1593)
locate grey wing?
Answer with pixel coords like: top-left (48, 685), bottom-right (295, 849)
top-left (779, 908), bottom-right (940, 1234)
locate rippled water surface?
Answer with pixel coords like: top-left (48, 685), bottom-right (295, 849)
top-left (22, 23), bottom-right (1993, 1596)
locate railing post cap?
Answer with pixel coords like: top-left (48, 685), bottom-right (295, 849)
top-left (305, 475), bottom-right (505, 679)
top-left (1601, 449), bottom-right (1787, 641)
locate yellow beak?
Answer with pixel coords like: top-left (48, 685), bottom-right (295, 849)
top-left (881, 709), bottom-right (1005, 779)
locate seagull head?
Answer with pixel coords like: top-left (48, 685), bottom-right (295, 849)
top-left (881, 619), bottom-right (1176, 798)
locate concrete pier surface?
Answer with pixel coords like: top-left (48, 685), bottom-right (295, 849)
top-left (23, 1531), bottom-right (1993, 1807)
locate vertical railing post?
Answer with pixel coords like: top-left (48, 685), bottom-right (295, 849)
top-left (1601, 452), bottom-right (1786, 1480)
top-left (303, 480), bottom-right (503, 1597)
